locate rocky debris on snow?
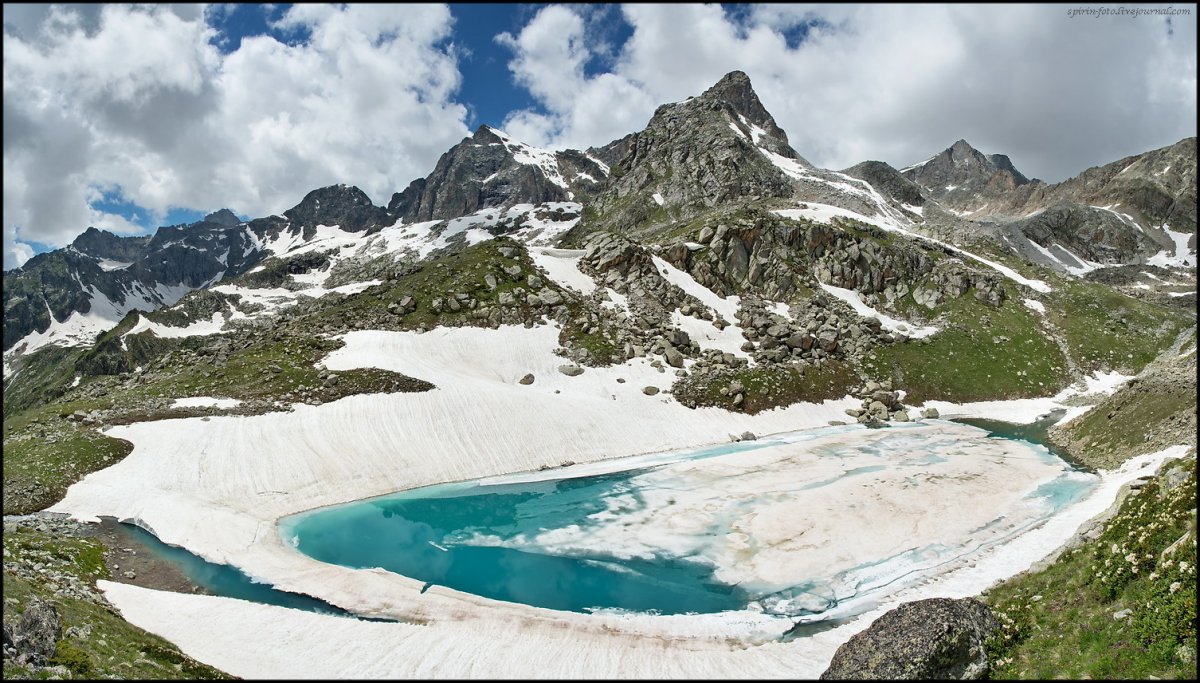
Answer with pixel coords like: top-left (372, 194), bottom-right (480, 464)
top-left (844, 378), bottom-right (911, 426)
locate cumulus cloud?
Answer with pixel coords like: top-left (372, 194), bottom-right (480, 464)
top-left (3, 3), bottom-right (470, 269)
top-left (497, 4), bottom-right (1197, 183)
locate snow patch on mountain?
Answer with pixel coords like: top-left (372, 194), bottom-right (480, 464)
top-left (1146, 226), bottom-right (1197, 268)
top-left (818, 283), bottom-right (939, 339)
top-left (527, 248), bottom-right (596, 295)
top-left (1024, 238), bottom-right (1107, 276)
top-left (125, 310), bottom-right (244, 339)
top-left (172, 396), bottom-right (242, 409)
top-left (486, 127), bottom-right (568, 189)
top-left (4, 283), bottom-right (178, 372)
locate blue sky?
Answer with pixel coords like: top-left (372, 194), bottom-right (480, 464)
top-left (3, 3), bottom-right (1195, 269)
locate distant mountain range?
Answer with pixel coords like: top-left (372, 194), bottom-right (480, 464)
top-left (3, 70), bottom-right (1194, 368)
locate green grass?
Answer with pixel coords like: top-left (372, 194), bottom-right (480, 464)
top-left (1045, 278), bottom-right (1190, 375)
top-left (983, 457), bottom-right (1197, 680)
top-left (2, 346), bottom-right (87, 418)
top-left (3, 527), bottom-right (231, 679)
top-left (2, 426), bottom-right (132, 516)
top-left (1058, 380), bottom-right (1196, 469)
top-left (867, 287), bottom-right (1070, 403)
top-left (673, 360), bottom-right (858, 414)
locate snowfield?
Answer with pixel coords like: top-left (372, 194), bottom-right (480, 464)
top-left (46, 317), bottom-right (1181, 679)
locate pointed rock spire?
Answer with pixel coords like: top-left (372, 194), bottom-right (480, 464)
top-left (203, 208), bottom-right (242, 226)
top-left (699, 70), bottom-right (790, 143)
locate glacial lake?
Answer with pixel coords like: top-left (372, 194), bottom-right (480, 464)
top-left (279, 416), bottom-right (1096, 619)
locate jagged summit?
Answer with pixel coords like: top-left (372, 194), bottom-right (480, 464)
top-left (472, 124), bottom-right (504, 144)
top-left (69, 227), bottom-right (151, 263)
top-left (388, 125), bottom-right (603, 224)
top-left (283, 184), bottom-right (391, 235)
top-left (903, 139), bottom-right (1032, 196)
top-left (203, 208), bottom-right (242, 226)
top-left (699, 70), bottom-right (791, 146)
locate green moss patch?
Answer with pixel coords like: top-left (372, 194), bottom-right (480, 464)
top-left (1044, 278), bottom-right (1190, 375)
top-left (673, 360), bottom-right (858, 414)
top-left (867, 289), bottom-right (1070, 404)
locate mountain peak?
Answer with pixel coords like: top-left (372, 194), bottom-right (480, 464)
top-left (284, 184), bottom-right (389, 234)
top-left (203, 208), bottom-right (241, 226)
top-left (697, 70), bottom-right (786, 141)
top-left (950, 139), bottom-right (977, 154)
top-left (472, 125), bottom-right (503, 144)
top-left (904, 139), bottom-right (1032, 197)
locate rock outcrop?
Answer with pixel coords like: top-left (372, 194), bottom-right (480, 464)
top-left (819, 597), bottom-right (999, 680)
top-left (3, 596), bottom-right (61, 667)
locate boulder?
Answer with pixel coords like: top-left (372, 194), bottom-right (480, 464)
top-left (558, 365), bottom-right (584, 377)
top-left (664, 347), bottom-right (685, 368)
top-left (9, 597), bottom-right (61, 666)
top-left (819, 598), bottom-right (999, 680)
top-left (518, 373), bottom-right (535, 385)
top-left (642, 386), bottom-right (660, 396)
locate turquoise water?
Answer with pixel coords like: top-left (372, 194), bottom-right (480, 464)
top-left (282, 468), bottom-right (754, 614)
top-left (114, 522), bottom-right (368, 619)
top-left (955, 409), bottom-right (1091, 471)
top-left (280, 422), bottom-right (1095, 618)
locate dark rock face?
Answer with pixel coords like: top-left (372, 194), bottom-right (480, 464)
top-left (701, 70), bottom-right (801, 161)
top-left (6, 596), bottom-right (62, 666)
top-left (70, 227), bottom-right (151, 263)
top-left (819, 597), bottom-right (999, 680)
top-left (842, 161), bottom-right (926, 207)
top-left (1003, 203), bottom-right (1163, 267)
top-left (202, 208), bottom-right (242, 227)
top-left (4, 213), bottom-right (264, 352)
top-left (283, 184), bottom-right (392, 238)
top-left (583, 71), bottom-right (805, 237)
top-left (388, 126), bottom-right (597, 224)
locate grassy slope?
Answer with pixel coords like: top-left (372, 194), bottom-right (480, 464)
top-left (1, 238), bottom-right (546, 516)
top-left (865, 285), bottom-right (1071, 404)
top-left (1043, 277), bottom-right (1190, 375)
top-left (2, 527), bottom-right (231, 680)
top-left (672, 360), bottom-right (860, 414)
top-left (983, 457), bottom-right (1197, 679)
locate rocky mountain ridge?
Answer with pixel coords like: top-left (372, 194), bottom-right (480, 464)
top-left (4, 71), bottom-right (1195, 377)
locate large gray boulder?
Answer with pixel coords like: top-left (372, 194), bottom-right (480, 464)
top-left (8, 597), bottom-right (62, 666)
top-left (819, 598), bottom-right (999, 680)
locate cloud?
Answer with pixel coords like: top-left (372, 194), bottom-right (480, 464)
top-left (3, 3), bottom-right (470, 269)
top-left (497, 4), bottom-right (1197, 184)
